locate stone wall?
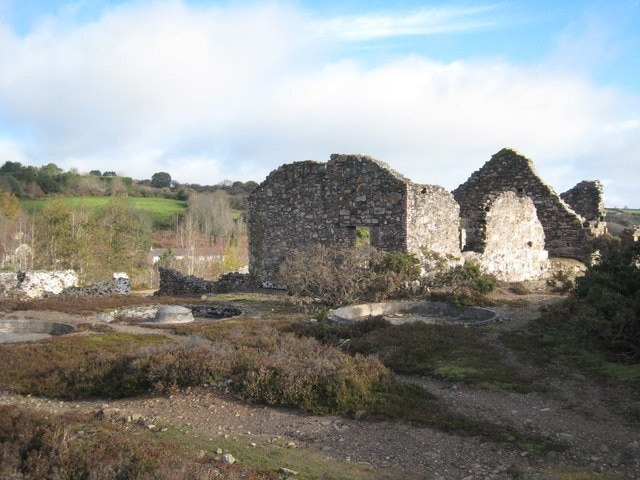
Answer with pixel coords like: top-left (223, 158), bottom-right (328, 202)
top-left (248, 154), bottom-right (414, 287)
top-left (0, 270), bottom-right (78, 299)
top-left (463, 192), bottom-right (548, 282)
top-left (406, 183), bottom-right (461, 269)
top-left (560, 180), bottom-right (607, 225)
top-left (154, 268), bottom-right (250, 296)
top-left (453, 148), bottom-right (600, 259)
top-left (248, 149), bottom-right (606, 287)
top-left (61, 273), bottom-right (131, 296)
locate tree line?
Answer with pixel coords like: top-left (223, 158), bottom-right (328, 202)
top-left (0, 161), bottom-right (258, 201)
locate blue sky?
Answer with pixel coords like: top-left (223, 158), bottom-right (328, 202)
top-left (0, 0), bottom-right (638, 206)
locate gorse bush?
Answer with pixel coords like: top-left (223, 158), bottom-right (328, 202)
top-left (565, 238), bottom-right (640, 361)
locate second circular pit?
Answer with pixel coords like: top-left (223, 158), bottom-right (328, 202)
top-left (328, 301), bottom-right (499, 326)
top-left (0, 319), bottom-right (76, 343)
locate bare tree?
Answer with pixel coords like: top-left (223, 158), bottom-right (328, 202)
top-left (178, 210), bottom-right (202, 275)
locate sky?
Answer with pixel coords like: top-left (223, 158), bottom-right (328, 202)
top-left (0, 0), bottom-right (638, 207)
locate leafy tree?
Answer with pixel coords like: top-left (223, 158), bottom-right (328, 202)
top-left (94, 198), bottom-right (152, 276)
top-left (89, 170), bottom-right (102, 176)
top-left (0, 189), bottom-right (19, 219)
top-left (34, 199), bottom-right (151, 283)
top-left (34, 201), bottom-right (90, 272)
top-left (151, 171), bottom-right (172, 188)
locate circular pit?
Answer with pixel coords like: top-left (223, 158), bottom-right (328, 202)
top-left (328, 301), bottom-right (499, 326)
top-left (0, 320), bottom-right (76, 343)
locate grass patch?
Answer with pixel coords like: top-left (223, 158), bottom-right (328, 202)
top-left (500, 315), bottom-right (640, 391)
top-left (288, 318), bottom-right (531, 392)
top-left (20, 196), bottom-right (187, 223)
top-left (0, 321), bottom-right (557, 451)
top-left (0, 333), bottom-right (171, 398)
top-left (2, 294), bottom-right (196, 316)
top-left (0, 324), bottom-right (417, 419)
top-left (153, 423), bottom-right (390, 480)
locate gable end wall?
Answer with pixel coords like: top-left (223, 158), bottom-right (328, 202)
top-left (453, 148), bottom-right (592, 259)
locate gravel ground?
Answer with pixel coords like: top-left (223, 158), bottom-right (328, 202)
top-left (1, 297), bottom-right (639, 479)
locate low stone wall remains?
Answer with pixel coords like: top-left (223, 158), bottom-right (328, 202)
top-left (62, 273), bottom-right (131, 297)
top-left (154, 268), bottom-right (250, 296)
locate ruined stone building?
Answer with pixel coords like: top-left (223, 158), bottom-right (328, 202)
top-left (248, 149), bottom-right (606, 287)
top-left (453, 148), bottom-right (606, 260)
top-left (247, 154), bottom-right (459, 287)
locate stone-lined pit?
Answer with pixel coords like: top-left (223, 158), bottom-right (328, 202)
top-left (328, 301), bottom-right (499, 326)
top-left (0, 320), bottom-right (76, 343)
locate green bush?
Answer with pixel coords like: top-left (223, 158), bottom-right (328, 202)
top-left (430, 260), bottom-right (496, 307)
top-left (566, 239), bottom-right (640, 361)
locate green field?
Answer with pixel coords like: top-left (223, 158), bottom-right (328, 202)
top-left (20, 197), bottom-right (188, 223)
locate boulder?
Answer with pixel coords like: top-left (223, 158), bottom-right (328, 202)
top-left (153, 305), bottom-right (194, 324)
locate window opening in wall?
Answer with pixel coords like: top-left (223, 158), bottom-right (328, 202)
top-left (355, 226), bottom-right (371, 248)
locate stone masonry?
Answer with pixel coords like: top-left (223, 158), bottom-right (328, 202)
top-left (453, 148), bottom-right (606, 259)
top-left (560, 180), bottom-right (606, 223)
top-left (248, 149), bottom-right (606, 287)
top-left (154, 267), bottom-right (250, 296)
top-left (462, 192), bottom-right (548, 282)
top-left (248, 154), bottom-right (460, 287)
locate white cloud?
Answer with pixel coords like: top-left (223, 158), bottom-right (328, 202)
top-left (0, 138), bottom-right (30, 164)
top-left (311, 4), bottom-right (503, 41)
top-left (0, 1), bottom-right (638, 206)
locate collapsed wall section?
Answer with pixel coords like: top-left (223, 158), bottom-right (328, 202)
top-left (247, 154), bottom-right (410, 288)
top-left (453, 148), bottom-right (596, 259)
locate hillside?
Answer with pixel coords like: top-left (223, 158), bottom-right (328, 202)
top-left (20, 197), bottom-right (188, 225)
top-left (606, 208), bottom-right (640, 236)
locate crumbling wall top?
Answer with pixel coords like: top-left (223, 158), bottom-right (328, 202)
top-left (560, 180), bottom-right (606, 222)
top-left (328, 153), bottom-right (411, 184)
